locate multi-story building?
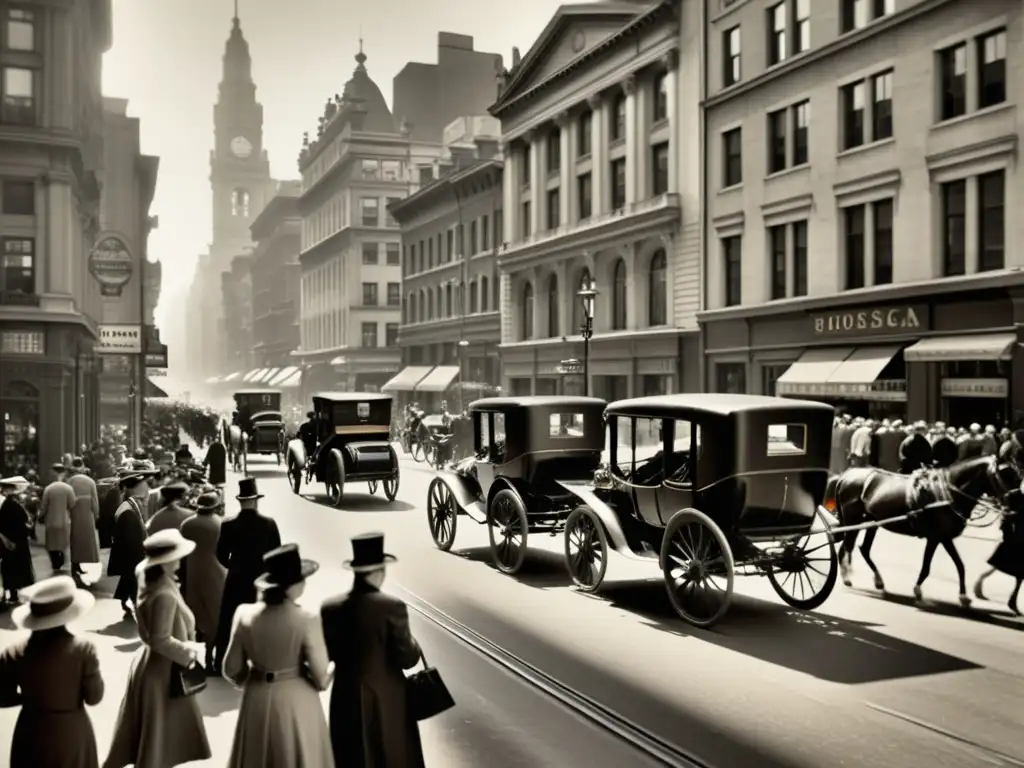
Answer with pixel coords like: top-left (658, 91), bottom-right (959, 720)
top-left (387, 116), bottom-right (503, 409)
top-left (491, 0), bottom-right (701, 399)
top-left (0, 1), bottom-right (112, 474)
top-left (222, 251), bottom-right (255, 378)
top-left (698, 0), bottom-right (1023, 428)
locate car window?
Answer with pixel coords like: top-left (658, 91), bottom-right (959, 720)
top-left (612, 416), bottom-right (664, 487)
top-left (476, 412), bottom-right (490, 458)
top-left (768, 423), bottom-right (806, 455)
top-left (549, 412), bottom-right (585, 437)
top-left (492, 412), bottom-right (507, 463)
top-left (667, 419), bottom-right (700, 484)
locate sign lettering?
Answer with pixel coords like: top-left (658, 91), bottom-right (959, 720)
top-left (88, 233), bottom-right (133, 297)
top-left (940, 378), bottom-right (1008, 399)
top-left (96, 324), bottom-right (141, 354)
top-left (812, 306), bottom-right (923, 336)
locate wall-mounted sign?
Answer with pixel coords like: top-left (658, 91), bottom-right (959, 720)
top-left (776, 379), bottom-right (908, 402)
top-left (557, 359), bottom-right (583, 375)
top-left (89, 233), bottom-right (133, 297)
top-left (940, 378), bottom-right (1008, 399)
top-left (145, 344), bottom-right (168, 368)
top-left (812, 305), bottom-right (925, 337)
top-left (97, 324), bottom-right (141, 354)
top-left (148, 368), bottom-right (168, 377)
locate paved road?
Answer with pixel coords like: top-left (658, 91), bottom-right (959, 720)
top-left (3, 453), bottom-right (1021, 767)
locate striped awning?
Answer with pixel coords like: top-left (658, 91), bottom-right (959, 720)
top-left (267, 366), bottom-right (299, 386)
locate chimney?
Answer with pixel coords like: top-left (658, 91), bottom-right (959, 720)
top-left (473, 137), bottom-right (499, 160)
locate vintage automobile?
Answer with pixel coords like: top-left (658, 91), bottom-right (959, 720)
top-left (425, 395), bottom-right (608, 574)
top-left (227, 389), bottom-right (286, 472)
top-left (286, 392), bottom-right (399, 506)
top-left (558, 394), bottom-right (840, 627)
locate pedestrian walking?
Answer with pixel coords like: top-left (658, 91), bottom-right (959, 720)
top-left (38, 462), bottom-right (76, 574)
top-left (974, 487), bottom-right (1024, 616)
top-left (147, 480), bottom-right (194, 534)
top-left (202, 436), bottom-right (227, 489)
top-left (108, 474), bottom-right (149, 619)
top-left (180, 491), bottom-right (227, 672)
top-left (320, 532), bottom-right (426, 768)
top-left (0, 575), bottom-right (103, 768)
top-left (898, 421), bottom-right (933, 474)
top-left (68, 463), bottom-right (101, 587)
top-left (215, 477), bottom-right (281, 664)
top-left (223, 543), bottom-right (334, 767)
top-left (0, 476), bottom-right (35, 603)
top-left (103, 529), bottom-right (212, 768)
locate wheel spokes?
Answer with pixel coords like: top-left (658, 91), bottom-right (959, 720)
top-left (667, 523), bottom-right (729, 622)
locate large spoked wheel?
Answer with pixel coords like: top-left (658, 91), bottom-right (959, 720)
top-left (767, 518), bottom-right (839, 610)
top-left (328, 448), bottom-right (346, 508)
top-left (487, 489), bottom-right (528, 574)
top-left (427, 477), bottom-right (458, 551)
top-left (411, 440), bottom-right (424, 463)
top-left (564, 506), bottom-right (609, 592)
top-left (660, 509), bottom-right (735, 629)
top-left (368, 480), bottom-right (379, 495)
top-left (288, 455), bottom-right (302, 495)
top-left (383, 447), bottom-right (399, 501)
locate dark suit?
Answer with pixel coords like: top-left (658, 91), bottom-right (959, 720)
top-left (899, 433), bottom-right (933, 473)
top-left (203, 441), bottom-right (227, 486)
top-left (214, 508), bottom-right (281, 659)
top-left (320, 580), bottom-right (426, 768)
top-left (932, 436), bottom-right (959, 468)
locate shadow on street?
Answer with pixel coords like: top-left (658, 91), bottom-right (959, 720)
top-left (453, 545), bottom-right (571, 589)
top-left (848, 587), bottom-right (1024, 631)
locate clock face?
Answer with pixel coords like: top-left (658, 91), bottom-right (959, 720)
top-left (230, 136), bottom-right (252, 158)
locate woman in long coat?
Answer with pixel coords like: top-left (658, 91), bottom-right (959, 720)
top-left (223, 544), bottom-right (334, 767)
top-left (180, 492), bottom-right (227, 671)
top-left (107, 474), bottom-right (149, 618)
top-left (0, 477), bottom-right (35, 601)
top-left (0, 575), bottom-right (103, 767)
top-left (974, 484), bottom-right (1024, 615)
top-left (103, 529), bottom-right (211, 768)
top-left (68, 468), bottom-right (101, 580)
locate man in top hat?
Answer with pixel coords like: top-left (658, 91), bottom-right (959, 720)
top-left (214, 477), bottom-right (281, 667)
top-left (898, 421), bottom-right (933, 474)
top-left (37, 462), bottom-right (76, 574)
top-left (320, 532), bottom-right (425, 768)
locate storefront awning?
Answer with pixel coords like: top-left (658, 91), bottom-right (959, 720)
top-left (257, 368), bottom-right (280, 384)
top-left (825, 345), bottom-right (902, 390)
top-left (381, 366), bottom-right (434, 393)
top-left (205, 375), bottom-right (222, 385)
top-left (145, 378), bottom-right (168, 398)
top-left (903, 333), bottom-right (1017, 363)
top-left (775, 348), bottom-right (853, 395)
top-left (278, 369), bottom-right (302, 388)
top-left (267, 366), bottom-right (299, 386)
top-left (242, 368), bottom-right (264, 382)
top-left (414, 365), bottom-right (461, 394)
top-left (222, 371), bottom-right (243, 382)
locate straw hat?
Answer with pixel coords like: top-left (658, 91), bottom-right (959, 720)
top-left (139, 529), bottom-right (196, 569)
top-left (343, 531), bottom-right (397, 572)
top-left (12, 576), bottom-right (95, 631)
top-left (254, 544), bottom-right (319, 591)
top-left (0, 475), bottom-right (29, 490)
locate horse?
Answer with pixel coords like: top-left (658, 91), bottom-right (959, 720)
top-left (224, 422), bottom-right (247, 472)
top-left (825, 455), bottom-right (1020, 607)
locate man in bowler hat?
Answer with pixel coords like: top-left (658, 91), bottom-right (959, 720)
top-left (320, 532), bottom-right (427, 767)
top-left (214, 477), bottom-right (281, 669)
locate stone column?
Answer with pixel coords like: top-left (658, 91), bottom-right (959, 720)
top-left (965, 176), bottom-right (980, 274)
top-left (623, 243), bottom-right (638, 330)
top-left (529, 131), bottom-right (544, 235)
top-left (501, 140), bottom-right (520, 245)
top-left (557, 260), bottom-right (570, 337)
top-left (634, 76), bottom-right (649, 202)
top-left (47, 179), bottom-right (73, 295)
top-left (864, 204), bottom-right (876, 287)
top-left (557, 112), bottom-right (572, 226)
top-left (499, 271), bottom-right (514, 343)
top-left (533, 265), bottom-right (545, 338)
top-left (588, 93), bottom-right (605, 216)
top-left (623, 74), bottom-right (638, 207)
top-left (663, 51), bottom-right (679, 194)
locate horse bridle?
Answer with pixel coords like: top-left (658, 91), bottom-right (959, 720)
top-left (946, 456), bottom-right (1018, 523)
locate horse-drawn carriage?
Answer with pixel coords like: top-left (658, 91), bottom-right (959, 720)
top-left (226, 389), bottom-right (287, 473)
top-left (286, 392), bottom-right (400, 506)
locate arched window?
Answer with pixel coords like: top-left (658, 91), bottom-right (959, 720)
top-left (427, 288), bottom-right (434, 320)
top-left (456, 283), bottom-right (464, 316)
top-left (419, 289), bottom-right (426, 321)
top-left (522, 282), bottom-right (534, 340)
top-left (493, 277), bottom-right (499, 312)
top-left (435, 286), bottom-right (442, 318)
top-left (409, 293), bottom-right (417, 323)
top-left (445, 283), bottom-right (453, 317)
top-left (231, 188), bottom-right (250, 217)
top-left (612, 95), bottom-right (627, 140)
top-left (480, 275), bottom-right (489, 312)
top-left (1, 380), bottom-right (39, 476)
top-left (469, 279), bottom-right (478, 314)
top-left (611, 259), bottom-right (627, 330)
top-left (572, 267), bottom-right (592, 334)
top-left (547, 274), bottom-right (559, 337)
top-left (649, 249), bottom-right (667, 326)
top-left (402, 296), bottom-right (407, 324)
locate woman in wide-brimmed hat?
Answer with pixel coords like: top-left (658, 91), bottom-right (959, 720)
top-left (224, 543), bottom-right (334, 767)
top-left (0, 475), bottom-right (35, 602)
top-left (0, 575), bottom-right (103, 767)
top-left (103, 529), bottom-right (212, 768)
top-left (180, 492), bottom-right (227, 672)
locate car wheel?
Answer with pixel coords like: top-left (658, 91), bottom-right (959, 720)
top-left (564, 506), bottom-right (609, 592)
top-left (660, 508), bottom-right (734, 628)
top-left (427, 477), bottom-right (458, 551)
top-left (487, 489), bottom-right (528, 574)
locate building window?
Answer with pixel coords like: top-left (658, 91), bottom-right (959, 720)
top-left (939, 43), bottom-right (967, 120)
top-left (841, 0), bottom-right (893, 33)
top-left (653, 72), bottom-right (668, 121)
top-left (387, 282), bottom-right (400, 306)
top-left (446, 229), bottom-right (454, 261)
top-left (426, 238), bottom-right (434, 269)
top-left (2, 179), bottom-right (33, 215)
top-left (762, 364), bottom-right (789, 397)
top-left (385, 323), bottom-right (399, 347)
top-left (610, 159), bottom-right (626, 211)
top-left (386, 242), bottom-right (400, 265)
top-left (384, 197), bottom-right (400, 227)
top-left (871, 199), bottom-right (894, 285)
top-left (872, 70), bottom-right (893, 140)
top-left (578, 173), bottom-right (592, 219)
top-left (361, 159), bottom-right (379, 179)
top-left (407, 294), bottom-right (416, 323)
top-left (0, 331), bottom-right (42, 355)
top-left (5, 9), bottom-right (35, 51)
top-left (494, 211), bottom-right (503, 248)
top-left (481, 215), bottom-right (490, 251)
top-left (362, 282), bottom-right (378, 306)
top-left (481, 275), bottom-right (489, 312)
top-left (767, 109), bottom-right (787, 174)
top-left (445, 283), bottom-right (453, 316)
top-left (469, 281), bottom-right (478, 314)
top-left (723, 128), bottom-right (742, 187)
top-left (547, 274), bottom-right (559, 337)
top-left (578, 111), bottom-right (592, 157)
top-left (361, 322), bottom-right (378, 348)
top-left (547, 189), bottom-right (560, 230)
top-left (547, 129), bottom-right (561, 172)
top-left (723, 26), bottom-right (741, 87)
top-left (0, 67), bottom-right (33, 126)
top-left (361, 242), bottom-right (377, 264)
top-left (942, 179), bottom-right (966, 276)
top-left (521, 282), bottom-right (534, 340)
top-left (521, 201), bottom-right (531, 238)
top-left (230, 188), bottom-right (250, 217)
top-left (1, 237), bottom-right (33, 294)
top-left (723, 236), bottom-right (741, 307)
top-left (792, 100), bottom-right (809, 166)
top-left (649, 249), bottom-right (667, 326)
top-left (468, 220), bottom-right (478, 255)
top-left (652, 143), bottom-right (669, 195)
top-left (716, 363), bottom-right (746, 394)
top-left (769, 225), bottom-right (786, 300)
top-left (360, 197), bottom-right (379, 226)
top-left (611, 94), bottom-right (626, 141)
top-left (978, 29), bottom-right (1007, 110)
top-left (841, 81), bottom-right (865, 149)
top-left (793, 0), bottom-right (810, 54)
top-left (522, 144), bottom-right (531, 186)
top-left (381, 160), bottom-right (401, 181)
top-left (979, 170), bottom-right (1004, 272)
top-left (611, 258), bottom-right (627, 330)
top-left (793, 221), bottom-right (808, 296)
top-left (844, 205), bottom-right (866, 289)
top-left (768, 2), bottom-right (787, 65)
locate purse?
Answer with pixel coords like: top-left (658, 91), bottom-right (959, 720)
top-left (405, 650), bottom-right (454, 721)
top-left (170, 660), bottom-right (207, 698)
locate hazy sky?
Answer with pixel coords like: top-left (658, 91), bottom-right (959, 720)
top-left (100, 0), bottom-right (576, 327)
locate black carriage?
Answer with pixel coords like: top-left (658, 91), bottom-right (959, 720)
top-left (426, 396), bottom-right (607, 574)
top-left (285, 392), bottom-right (399, 506)
top-left (231, 389), bottom-right (286, 471)
top-left (561, 394), bottom-right (839, 627)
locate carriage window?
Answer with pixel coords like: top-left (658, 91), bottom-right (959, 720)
top-left (476, 412), bottom-right (491, 458)
top-left (549, 412), bottom-right (585, 437)
top-left (667, 419), bottom-right (700, 484)
top-left (492, 412), bottom-right (507, 463)
top-left (768, 423), bottom-right (806, 455)
top-left (612, 416), bottom-right (664, 486)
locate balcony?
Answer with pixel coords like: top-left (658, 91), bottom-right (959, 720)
top-left (498, 193), bottom-right (681, 269)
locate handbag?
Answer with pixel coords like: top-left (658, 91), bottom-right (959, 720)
top-left (405, 650), bottom-right (454, 721)
top-left (170, 660), bottom-right (207, 698)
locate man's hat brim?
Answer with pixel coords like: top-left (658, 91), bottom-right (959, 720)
top-left (343, 553), bottom-right (397, 572)
top-left (254, 559), bottom-right (319, 591)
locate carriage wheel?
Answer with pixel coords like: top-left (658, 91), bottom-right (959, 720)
top-left (427, 478), bottom-right (458, 551)
top-left (383, 447), bottom-right (399, 502)
top-left (564, 506), bottom-right (608, 592)
top-left (328, 449), bottom-right (346, 508)
top-left (487, 489), bottom-right (528, 574)
top-left (660, 509), bottom-right (735, 628)
top-left (368, 480), bottom-right (379, 495)
top-left (411, 441), bottom-right (424, 463)
top-left (288, 456), bottom-right (302, 495)
top-left (767, 521), bottom-right (838, 611)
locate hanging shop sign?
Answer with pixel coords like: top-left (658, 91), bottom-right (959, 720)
top-left (88, 233), bottom-right (134, 297)
top-left (557, 359), bottom-right (584, 375)
top-left (811, 305), bottom-right (927, 337)
top-left (96, 324), bottom-right (141, 354)
top-left (940, 378), bottom-right (1008, 399)
top-left (145, 344), bottom-right (168, 368)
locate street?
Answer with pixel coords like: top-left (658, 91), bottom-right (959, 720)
top-left (3, 452), bottom-right (1022, 767)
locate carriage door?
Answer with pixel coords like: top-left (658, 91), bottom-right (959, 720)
top-left (474, 411), bottom-right (497, 496)
top-left (657, 418), bottom-right (697, 519)
top-left (614, 416), bottom-right (666, 527)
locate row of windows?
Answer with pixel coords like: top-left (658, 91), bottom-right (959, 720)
top-left (360, 322), bottom-right (399, 349)
top-left (405, 275), bottom-right (498, 324)
top-left (301, 317), bottom-right (399, 351)
top-left (405, 210), bottom-right (502, 276)
top-left (0, 235), bottom-right (33, 295)
top-left (0, 11), bottom-right (36, 125)
top-left (360, 281), bottom-right (401, 307)
top-left (361, 242), bottom-right (400, 266)
top-left (303, 194), bottom-right (401, 249)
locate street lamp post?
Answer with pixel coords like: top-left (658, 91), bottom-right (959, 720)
top-left (457, 339), bottom-right (469, 413)
top-left (577, 280), bottom-right (598, 397)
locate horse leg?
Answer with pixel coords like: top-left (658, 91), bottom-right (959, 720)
top-left (939, 539), bottom-right (971, 608)
top-left (1009, 579), bottom-right (1021, 617)
top-left (858, 527), bottom-right (886, 592)
top-left (913, 538), bottom-right (941, 603)
top-left (973, 566), bottom-right (996, 600)
top-left (838, 530), bottom-right (859, 586)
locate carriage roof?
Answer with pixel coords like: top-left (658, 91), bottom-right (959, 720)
top-left (312, 391), bottom-right (392, 404)
top-left (468, 395), bottom-right (606, 413)
top-left (606, 393), bottom-right (835, 421)
top-left (250, 410), bottom-right (283, 421)
top-left (234, 389), bottom-right (282, 398)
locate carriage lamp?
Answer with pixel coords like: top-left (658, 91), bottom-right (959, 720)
top-left (577, 281), bottom-right (598, 397)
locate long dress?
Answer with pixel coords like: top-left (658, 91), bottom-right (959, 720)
top-left (0, 495), bottom-right (35, 594)
top-left (0, 627), bottom-right (104, 768)
top-left (224, 600), bottom-right (334, 767)
top-left (68, 474), bottom-right (101, 564)
top-left (180, 511), bottom-right (226, 642)
top-left (988, 491), bottom-right (1024, 579)
top-left (108, 498), bottom-right (147, 604)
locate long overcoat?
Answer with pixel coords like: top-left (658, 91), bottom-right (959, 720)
top-left (180, 511), bottom-right (226, 639)
top-left (214, 509), bottom-right (281, 653)
top-left (203, 442), bottom-right (227, 486)
top-left (320, 580), bottom-right (426, 768)
top-left (0, 495), bottom-right (34, 590)
top-left (68, 473), bottom-right (101, 563)
top-left (38, 480), bottom-right (76, 552)
top-left (107, 499), bottom-right (147, 578)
